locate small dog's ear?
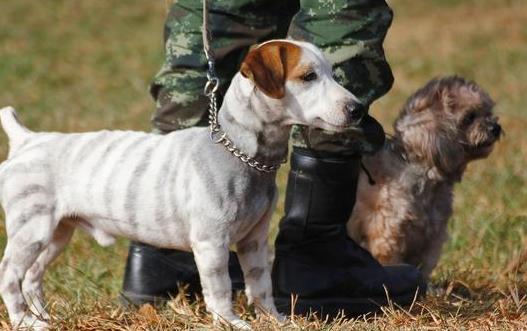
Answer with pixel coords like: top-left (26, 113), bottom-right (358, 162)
top-left (405, 94), bottom-right (431, 114)
top-left (402, 79), bottom-right (456, 114)
top-left (427, 127), bottom-right (466, 178)
top-left (438, 88), bottom-right (456, 112)
top-left (240, 41), bottom-right (301, 99)
top-left (396, 112), bottom-right (465, 178)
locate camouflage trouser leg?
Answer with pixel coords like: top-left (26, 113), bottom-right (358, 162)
top-left (151, 0), bottom-right (393, 154)
top-left (150, 0), bottom-right (299, 133)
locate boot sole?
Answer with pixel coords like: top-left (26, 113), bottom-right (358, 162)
top-left (274, 290), bottom-right (419, 318)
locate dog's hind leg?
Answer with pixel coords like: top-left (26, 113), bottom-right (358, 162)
top-left (191, 235), bottom-right (251, 330)
top-left (21, 221), bottom-right (75, 320)
top-left (0, 210), bottom-right (57, 330)
top-left (236, 207), bottom-right (282, 321)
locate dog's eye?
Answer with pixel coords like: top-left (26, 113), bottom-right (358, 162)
top-left (462, 112), bottom-right (477, 125)
top-left (302, 71), bottom-right (317, 82)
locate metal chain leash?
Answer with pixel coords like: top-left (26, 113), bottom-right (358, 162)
top-left (201, 0), bottom-right (284, 173)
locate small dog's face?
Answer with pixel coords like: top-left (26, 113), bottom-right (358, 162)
top-left (239, 40), bottom-right (364, 131)
top-left (394, 76), bottom-right (501, 177)
top-left (451, 86), bottom-right (501, 159)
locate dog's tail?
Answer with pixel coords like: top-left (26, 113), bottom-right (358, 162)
top-left (0, 106), bottom-right (33, 154)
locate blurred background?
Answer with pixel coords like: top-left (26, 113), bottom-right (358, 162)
top-left (0, 0), bottom-right (526, 328)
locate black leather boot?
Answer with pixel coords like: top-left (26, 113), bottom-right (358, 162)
top-left (272, 147), bottom-right (427, 317)
top-left (121, 242), bottom-right (245, 305)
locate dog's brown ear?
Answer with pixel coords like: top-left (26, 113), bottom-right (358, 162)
top-left (396, 111), bottom-right (466, 179)
top-left (402, 79), bottom-right (454, 114)
top-left (240, 41), bottom-right (301, 99)
top-left (438, 88), bottom-right (457, 113)
top-left (427, 127), bottom-right (466, 177)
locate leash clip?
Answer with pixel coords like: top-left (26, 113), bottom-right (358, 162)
top-left (204, 77), bottom-right (219, 96)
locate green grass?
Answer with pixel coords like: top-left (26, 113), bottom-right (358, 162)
top-left (0, 0), bottom-right (526, 329)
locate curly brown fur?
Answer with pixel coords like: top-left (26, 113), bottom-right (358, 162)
top-left (348, 76), bottom-right (501, 278)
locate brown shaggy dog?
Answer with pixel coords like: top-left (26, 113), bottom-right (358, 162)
top-left (348, 76), bottom-right (501, 278)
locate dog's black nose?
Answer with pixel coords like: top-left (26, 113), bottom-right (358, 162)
top-left (346, 102), bottom-right (367, 124)
top-left (491, 122), bottom-right (502, 137)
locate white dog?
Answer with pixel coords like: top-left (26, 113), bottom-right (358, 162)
top-left (0, 39), bottom-right (365, 330)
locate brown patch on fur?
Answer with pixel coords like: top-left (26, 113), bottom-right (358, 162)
top-left (240, 41), bottom-right (301, 99)
top-left (289, 64), bottom-right (315, 82)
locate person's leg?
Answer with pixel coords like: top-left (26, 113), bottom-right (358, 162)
top-left (272, 0), bottom-right (427, 317)
top-left (151, 0), bottom-right (300, 133)
top-left (122, 0), bottom-right (300, 305)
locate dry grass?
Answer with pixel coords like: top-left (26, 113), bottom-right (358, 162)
top-left (0, 0), bottom-right (526, 329)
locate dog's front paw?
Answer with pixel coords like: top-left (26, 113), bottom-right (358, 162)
top-left (257, 303), bottom-right (286, 323)
top-left (229, 318), bottom-right (252, 330)
top-left (213, 313), bottom-right (252, 330)
top-left (274, 313), bottom-right (287, 323)
top-left (15, 314), bottom-right (49, 331)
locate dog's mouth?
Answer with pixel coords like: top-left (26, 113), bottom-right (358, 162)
top-left (314, 118), bottom-right (350, 132)
top-left (282, 118), bottom-right (349, 133)
top-left (477, 140), bottom-right (496, 148)
top-left (476, 129), bottom-right (502, 149)
top-left (467, 139), bottom-right (497, 158)
top-left (466, 123), bottom-right (502, 157)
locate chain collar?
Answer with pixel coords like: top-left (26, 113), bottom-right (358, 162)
top-left (204, 76), bottom-right (286, 173)
top-left (202, 1), bottom-right (285, 173)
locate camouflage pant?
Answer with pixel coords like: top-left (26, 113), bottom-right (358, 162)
top-left (150, 0), bottom-right (393, 155)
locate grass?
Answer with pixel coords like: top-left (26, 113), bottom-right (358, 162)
top-left (0, 0), bottom-right (526, 329)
